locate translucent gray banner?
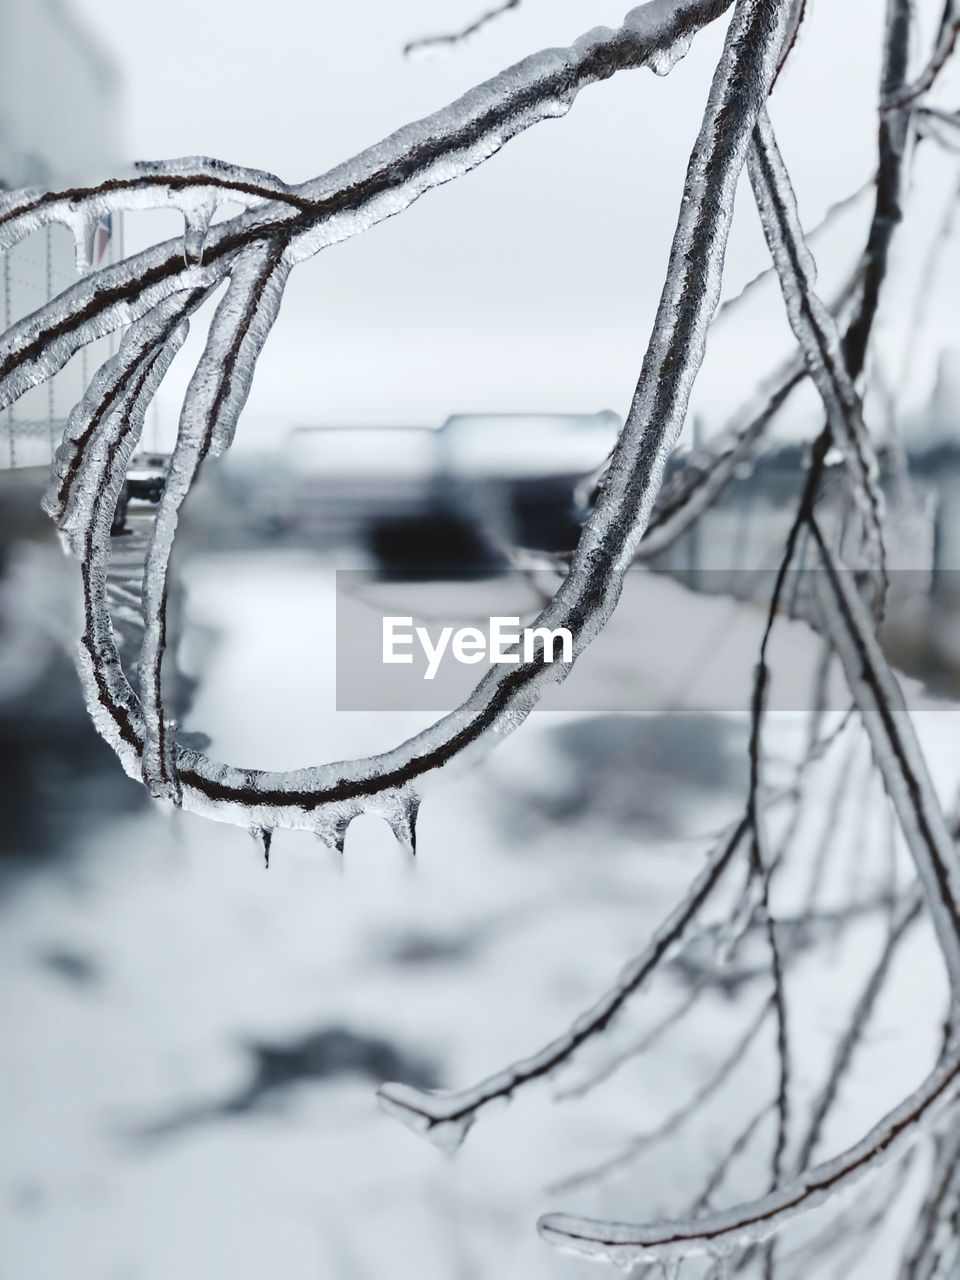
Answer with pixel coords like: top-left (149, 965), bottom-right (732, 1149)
top-left (335, 567), bottom-right (959, 712)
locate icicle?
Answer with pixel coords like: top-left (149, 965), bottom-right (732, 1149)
top-left (180, 193), bottom-right (218, 265)
top-left (708, 1247), bottom-right (732, 1278)
top-left (314, 814), bottom-right (352, 858)
top-left (386, 792), bottom-right (420, 859)
top-left (648, 32), bottom-right (693, 76)
top-left (249, 826), bottom-right (272, 868)
top-left (69, 207), bottom-right (98, 276)
top-left (377, 1086), bottom-right (476, 1155)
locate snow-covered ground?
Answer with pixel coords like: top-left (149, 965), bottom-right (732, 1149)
top-left (2, 548), bottom-right (957, 1278)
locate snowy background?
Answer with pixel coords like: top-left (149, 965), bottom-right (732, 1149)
top-left (2, 531), bottom-right (958, 1278)
top-left (2, 1), bottom-right (960, 1277)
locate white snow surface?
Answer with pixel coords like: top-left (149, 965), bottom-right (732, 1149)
top-left (1, 551), bottom-right (957, 1277)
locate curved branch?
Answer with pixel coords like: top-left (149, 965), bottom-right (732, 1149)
top-left (0, 0), bottom-right (735, 413)
top-left (404, 0), bottom-right (521, 57)
top-left (809, 522), bottom-right (960, 993)
top-left (748, 109), bottom-right (886, 583)
top-left (538, 1042), bottom-right (960, 1264)
top-left (52, 0), bottom-right (791, 845)
top-left (378, 817), bottom-right (749, 1149)
top-left (882, 0), bottom-right (960, 112)
top-left (138, 239), bottom-right (292, 798)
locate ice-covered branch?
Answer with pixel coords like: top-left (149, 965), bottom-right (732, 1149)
top-left (379, 0), bottom-right (798, 1138)
top-left (748, 109), bottom-right (886, 581)
top-left (635, 356), bottom-right (804, 558)
top-left (882, 0), bottom-right (959, 112)
top-left (0, 0), bottom-right (734, 416)
top-left (794, 884), bottom-right (923, 1170)
top-left (404, 0), bottom-right (521, 57)
top-left (138, 240), bottom-right (291, 799)
top-left (550, 994), bottom-right (773, 1193)
top-left (0, 157), bottom-right (301, 265)
top-left (378, 816), bottom-right (750, 1150)
top-left (809, 522), bottom-right (960, 994)
top-left (42, 0), bottom-right (790, 847)
top-left (538, 1041), bottom-right (960, 1264)
top-left (900, 1123), bottom-right (960, 1279)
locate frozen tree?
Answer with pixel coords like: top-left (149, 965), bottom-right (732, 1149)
top-left (2, 0), bottom-right (960, 1272)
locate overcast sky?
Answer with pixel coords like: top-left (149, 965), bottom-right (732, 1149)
top-left (68, 0), bottom-right (959, 448)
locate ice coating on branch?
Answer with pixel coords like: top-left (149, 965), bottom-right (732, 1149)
top-left (0, 0), bottom-right (731, 419)
top-left (372, 0), bottom-right (798, 1151)
top-left (384, 791), bottom-right (420, 858)
top-left (0, 244), bottom-right (222, 413)
top-left (27, 0), bottom-right (781, 847)
top-left (180, 192), bottom-right (218, 264)
top-left (62, 312), bottom-right (195, 787)
top-left (70, 207), bottom-right (99, 276)
top-left (810, 525), bottom-right (960, 992)
top-left (0, 156), bottom-right (292, 264)
top-left (378, 1087), bottom-right (476, 1155)
top-left (42, 292), bottom-right (198, 546)
top-left (377, 817), bottom-right (747, 1148)
top-left (138, 243), bottom-right (290, 798)
top-left (648, 32), bottom-right (694, 75)
top-left (134, 155), bottom-right (291, 201)
top-left (883, 0), bottom-right (960, 110)
top-left (748, 111), bottom-right (886, 581)
top-left (537, 1039), bottom-right (960, 1264)
top-left (286, 0), bottom-right (735, 263)
top-left (45, 0), bottom-right (781, 847)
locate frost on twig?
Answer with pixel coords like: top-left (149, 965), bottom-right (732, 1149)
top-left (882, 0), bottom-right (959, 112)
top-left (747, 109), bottom-right (886, 588)
top-left (404, 0), bottom-right (521, 58)
top-left (549, 994), bottom-right (773, 1193)
top-left (808, 524), bottom-right (960, 993)
top-left (539, 1038), bottom-right (960, 1266)
top-left (379, 816), bottom-right (750, 1150)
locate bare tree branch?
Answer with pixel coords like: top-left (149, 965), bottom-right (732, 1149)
top-left (404, 0), bottom-right (521, 57)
